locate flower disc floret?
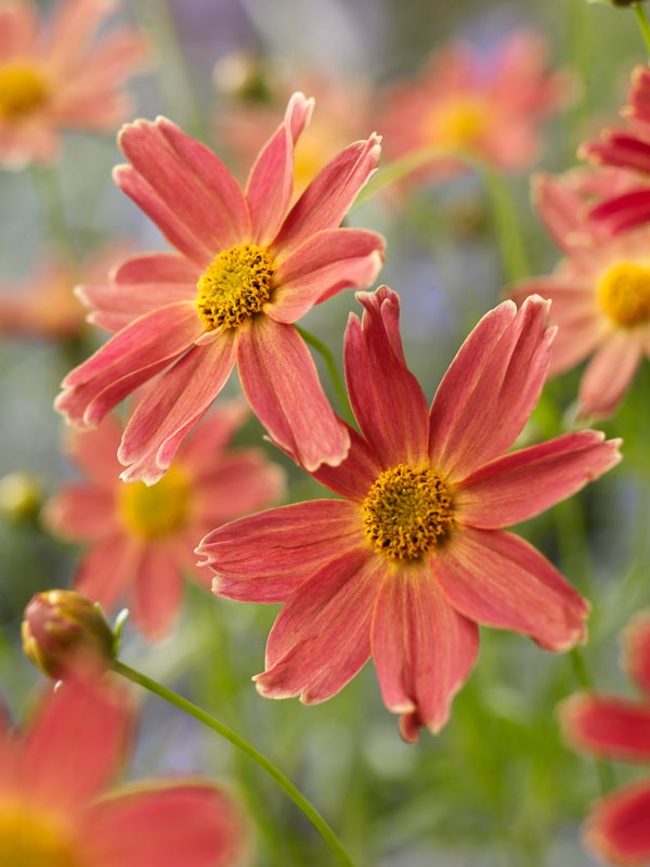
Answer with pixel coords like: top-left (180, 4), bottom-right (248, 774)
top-left (597, 261), bottom-right (650, 328)
top-left (362, 464), bottom-right (454, 561)
top-left (0, 63), bottom-right (49, 119)
top-left (119, 466), bottom-right (190, 538)
top-left (0, 807), bottom-right (78, 867)
top-left (196, 242), bottom-right (274, 330)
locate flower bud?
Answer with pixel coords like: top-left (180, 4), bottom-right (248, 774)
top-left (0, 472), bottom-right (42, 523)
top-left (22, 590), bottom-right (115, 678)
top-left (212, 51), bottom-right (271, 103)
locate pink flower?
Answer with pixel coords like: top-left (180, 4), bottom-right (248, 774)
top-left (56, 94), bottom-right (384, 481)
top-left (510, 168), bottom-right (650, 419)
top-left (0, 673), bottom-right (244, 865)
top-left (380, 29), bottom-right (571, 182)
top-left (197, 287), bottom-right (620, 740)
top-left (559, 612), bottom-right (650, 865)
top-left (0, 0), bottom-right (148, 168)
top-left (581, 65), bottom-right (650, 234)
top-left (45, 403), bottom-right (285, 639)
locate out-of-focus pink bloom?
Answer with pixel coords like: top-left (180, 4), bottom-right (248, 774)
top-left (215, 65), bottom-right (371, 196)
top-left (560, 612), bottom-right (650, 865)
top-left (510, 168), bottom-right (650, 419)
top-left (380, 29), bottom-right (571, 182)
top-left (0, 0), bottom-right (148, 168)
top-left (45, 403), bottom-right (285, 639)
top-left (0, 674), bottom-right (244, 865)
top-left (56, 94), bottom-right (384, 481)
top-left (198, 287), bottom-right (620, 741)
top-left (0, 246), bottom-right (124, 340)
top-left (581, 65), bottom-right (650, 234)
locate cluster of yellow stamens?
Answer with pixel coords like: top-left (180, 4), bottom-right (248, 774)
top-left (362, 464), bottom-right (455, 562)
top-left (429, 96), bottom-right (491, 152)
top-left (597, 261), bottom-right (650, 328)
top-left (119, 466), bottom-right (191, 538)
top-left (196, 242), bottom-right (275, 330)
top-left (0, 807), bottom-right (78, 867)
top-left (0, 63), bottom-right (49, 119)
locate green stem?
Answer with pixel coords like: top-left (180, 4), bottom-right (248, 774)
top-left (635, 4), bottom-right (650, 62)
top-left (479, 165), bottom-right (530, 283)
top-left (570, 648), bottom-right (616, 796)
top-left (31, 164), bottom-right (75, 254)
top-left (113, 659), bottom-right (355, 867)
top-left (354, 147), bottom-right (448, 206)
top-left (296, 325), bottom-right (354, 426)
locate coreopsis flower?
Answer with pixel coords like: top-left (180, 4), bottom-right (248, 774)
top-left (581, 65), bottom-right (650, 233)
top-left (560, 612), bottom-right (650, 865)
top-left (197, 287), bottom-right (620, 740)
top-left (510, 168), bottom-right (650, 419)
top-left (380, 29), bottom-right (570, 182)
top-left (45, 404), bottom-right (285, 639)
top-left (0, 673), bottom-right (244, 865)
top-left (56, 93), bottom-right (384, 481)
top-left (0, 0), bottom-right (148, 168)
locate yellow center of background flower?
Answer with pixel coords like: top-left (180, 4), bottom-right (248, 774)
top-left (196, 242), bottom-right (274, 330)
top-left (362, 464), bottom-right (454, 561)
top-left (0, 806), bottom-right (79, 867)
top-left (596, 260), bottom-right (650, 327)
top-left (429, 96), bottom-right (491, 152)
top-left (119, 466), bottom-right (191, 538)
top-left (0, 62), bottom-right (49, 119)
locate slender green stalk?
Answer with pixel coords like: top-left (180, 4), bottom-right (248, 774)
top-left (113, 659), bottom-right (355, 867)
top-left (478, 165), bottom-right (530, 283)
top-left (31, 164), bottom-right (75, 254)
top-left (635, 4), bottom-right (650, 62)
top-left (354, 146), bottom-right (447, 206)
top-left (570, 648), bottom-right (616, 795)
top-left (296, 325), bottom-right (354, 426)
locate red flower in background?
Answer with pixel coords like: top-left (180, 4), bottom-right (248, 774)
top-left (560, 612), bottom-right (650, 865)
top-left (198, 287), bottom-right (620, 740)
top-left (46, 403), bottom-right (285, 639)
top-left (0, 674), bottom-right (244, 865)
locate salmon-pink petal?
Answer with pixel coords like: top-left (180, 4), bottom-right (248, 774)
top-left (84, 782), bottom-right (244, 867)
top-left (269, 228), bottom-right (384, 323)
top-left (584, 782), bottom-right (650, 866)
top-left (237, 317), bottom-right (349, 471)
top-left (177, 401), bottom-right (248, 469)
top-left (344, 287), bottom-right (429, 466)
top-left (17, 676), bottom-right (131, 808)
top-left (246, 92), bottom-right (313, 244)
top-left (371, 563), bottom-right (479, 740)
top-left (435, 527), bottom-right (589, 651)
top-left (0, 3), bottom-right (38, 56)
top-left (130, 544), bottom-right (184, 641)
top-left (47, 0), bottom-right (111, 70)
top-left (429, 296), bottom-right (553, 480)
top-left (64, 415), bottom-right (123, 486)
top-left (311, 425), bottom-right (382, 502)
top-left (532, 173), bottom-right (596, 252)
top-left (255, 548), bottom-right (381, 703)
top-left (75, 535), bottom-right (144, 614)
top-left (623, 611), bottom-right (650, 697)
top-left (199, 499), bottom-right (362, 603)
top-left (456, 430), bottom-right (621, 529)
top-left (560, 694), bottom-right (650, 762)
top-left (44, 484), bottom-right (117, 542)
top-left (273, 133), bottom-right (382, 257)
top-left (56, 302), bottom-right (202, 427)
top-left (578, 332), bottom-right (643, 419)
top-left (194, 450), bottom-right (286, 525)
top-left (118, 336), bottom-right (237, 485)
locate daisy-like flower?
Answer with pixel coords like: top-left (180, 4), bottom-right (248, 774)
top-left (380, 29), bottom-right (570, 182)
top-left (197, 287), bottom-right (620, 740)
top-left (45, 403), bottom-right (285, 639)
top-left (0, 672), bottom-right (244, 866)
top-left (0, 0), bottom-right (148, 168)
top-left (559, 612), bottom-right (650, 865)
top-left (55, 93), bottom-right (384, 481)
top-left (510, 168), bottom-right (650, 419)
top-left (581, 65), bottom-right (650, 234)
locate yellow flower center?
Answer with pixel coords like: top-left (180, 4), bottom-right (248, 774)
top-left (362, 464), bottom-right (454, 562)
top-left (196, 242), bottom-right (274, 330)
top-left (596, 260), bottom-right (650, 327)
top-left (428, 96), bottom-right (491, 152)
top-left (0, 805), bottom-right (79, 867)
top-left (0, 62), bottom-right (49, 119)
top-left (119, 466), bottom-right (191, 538)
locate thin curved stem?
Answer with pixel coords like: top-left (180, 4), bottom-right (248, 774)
top-left (634, 4), bottom-right (650, 62)
top-left (113, 659), bottom-right (355, 867)
top-left (296, 325), bottom-right (355, 426)
top-left (31, 164), bottom-right (75, 254)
